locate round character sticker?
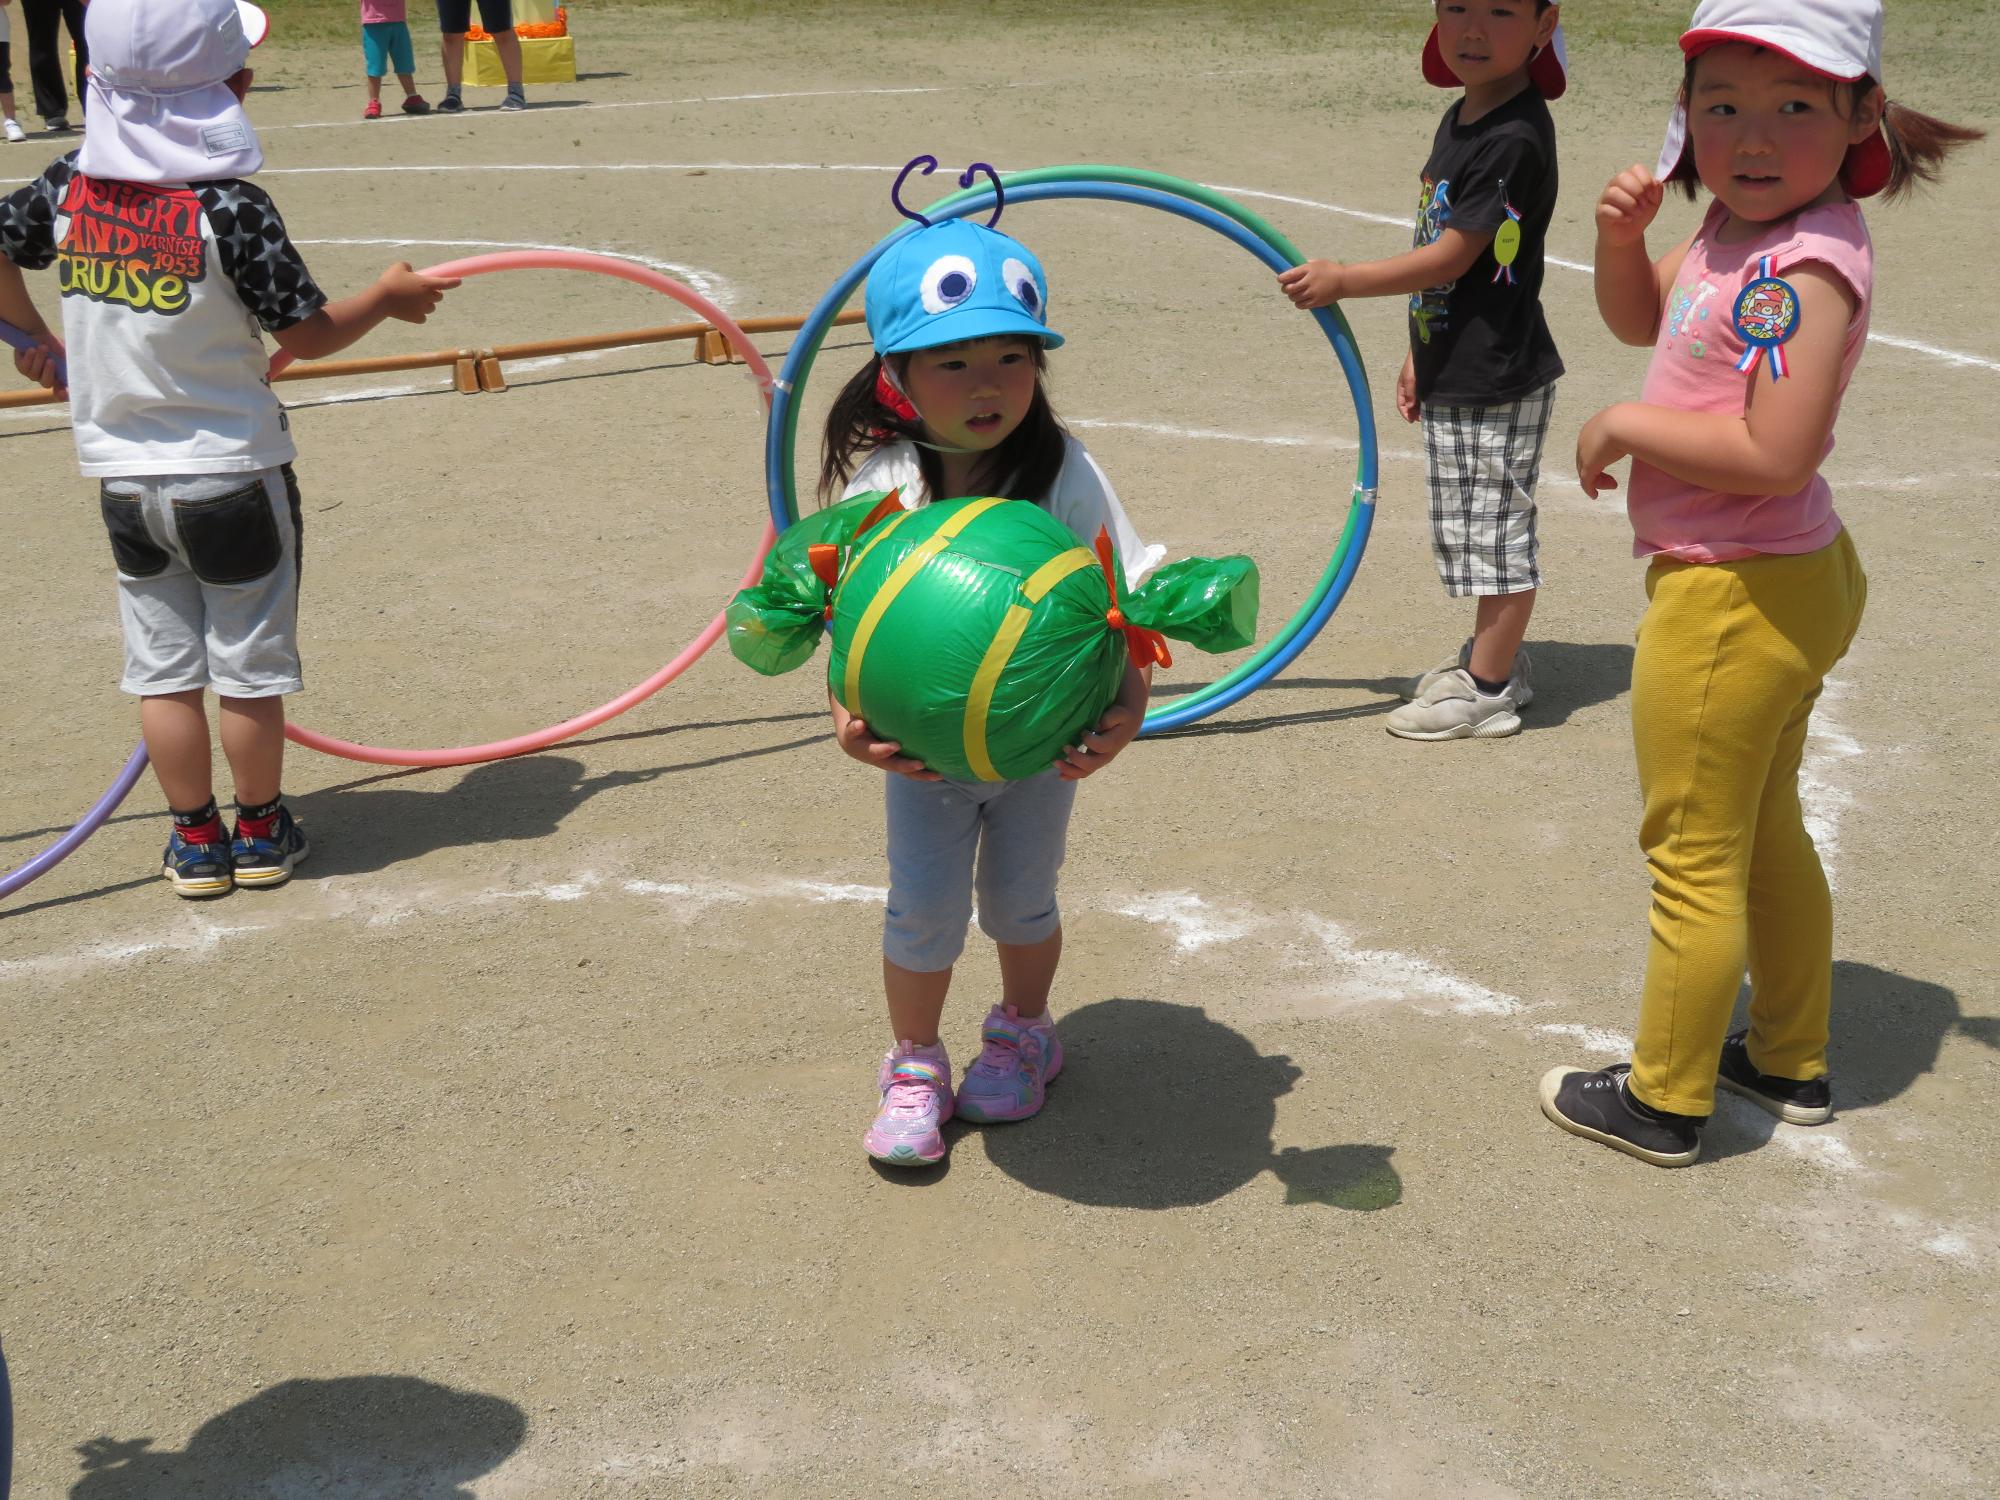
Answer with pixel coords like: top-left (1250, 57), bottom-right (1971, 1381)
top-left (1733, 256), bottom-right (1799, 380)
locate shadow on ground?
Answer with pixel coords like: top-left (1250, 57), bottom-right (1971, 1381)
top-left (1151, 639), bottom-right (1635, 739)
top-left (0, 712), bottom-right (827, 911)
top-left (293, 711), bottom-right (827, 878)
top-left (979, 998), bottom-right (1401, 1210)
top-left (70, 1375), bottom-right (524, 1499)
top-left (1704, 960), bottom-right (1989, 1161)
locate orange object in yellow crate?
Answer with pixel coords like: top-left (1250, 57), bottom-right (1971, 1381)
top-left (465, 2), bottom-right (575, 84)
top-left (468, 4), bottom-right (568, 40)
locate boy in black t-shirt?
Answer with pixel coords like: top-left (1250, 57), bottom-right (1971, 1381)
top-left (1281, 1), bottom-right (1566, 741)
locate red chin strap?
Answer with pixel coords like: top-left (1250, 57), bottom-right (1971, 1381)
top-left (874, 363), bottom-right (919, 424)
top-left (1093, 527), bottom-right (1171, 670)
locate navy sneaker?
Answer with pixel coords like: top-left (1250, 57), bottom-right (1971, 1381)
top-left (1539, 1063), bottom-right (1704, 1168)
top-left (1717, 1031), bottom-right (1832, 1125)
top-left (162, 828), bottom-right (233, 899)
top-left (436, 93), bottom-right (465, 114)
top-left (230, 805), bottom-right (310, 889)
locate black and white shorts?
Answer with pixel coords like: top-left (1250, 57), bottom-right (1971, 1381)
top-left (1420, 382), bottom-right (1555, 598)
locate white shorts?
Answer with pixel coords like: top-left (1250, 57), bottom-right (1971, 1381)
top-left (100, 465), bottom-right (304, 698)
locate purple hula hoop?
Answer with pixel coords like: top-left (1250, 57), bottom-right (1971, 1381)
top-left (0, 318), bottom-right (153, 905)
top-left (0, 746), bottom-right (151, 902)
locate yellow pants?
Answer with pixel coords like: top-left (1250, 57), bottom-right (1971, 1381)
top-left (1630, 530), bottom-right (1867, 1115)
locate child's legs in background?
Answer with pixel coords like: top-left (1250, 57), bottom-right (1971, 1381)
top-left (973, 769), bottom-right (1077, 1019)
top-left (385, 21), bottom-right (419, 97)
top-left (1744, 533), bottom-right (1867, 1082)
top-left (1629, 538), bottom-right (1866, 1115)
top-left (362, 23), bottom-right (394, 99)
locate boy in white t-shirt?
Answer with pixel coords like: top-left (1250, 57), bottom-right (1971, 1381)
top-left (0, 0), bottom-right (456, 898)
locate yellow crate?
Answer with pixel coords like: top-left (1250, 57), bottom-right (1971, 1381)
top-left (464, 34), bottom-right (576, 86)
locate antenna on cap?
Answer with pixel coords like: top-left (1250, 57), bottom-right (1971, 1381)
top-left (890, 155), bottom-right (938, 226)
top-left (958, 162), bottom-right (1003, 226)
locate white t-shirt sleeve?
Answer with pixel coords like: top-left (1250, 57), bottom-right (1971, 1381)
top-left (1047, 436), bottom-right (1165, 590)
top-left (842, 443), bottom-right (926, 506)
top-left (842, 437), bottom-right (1162, 587)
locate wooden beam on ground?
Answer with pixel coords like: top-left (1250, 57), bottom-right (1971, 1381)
top-left (0, 308), bottom-right (867, 409)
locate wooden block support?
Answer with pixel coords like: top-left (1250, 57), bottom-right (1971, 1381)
top-left (453, 355), bottom-right (481, 394)
top-left (695, 328), bottom-right (745, 366)
top-left (476, 355), bottom-right (507, 392)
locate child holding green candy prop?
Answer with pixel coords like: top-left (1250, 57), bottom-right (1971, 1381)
top-left (728, 160), bottom-right (1257, 1167)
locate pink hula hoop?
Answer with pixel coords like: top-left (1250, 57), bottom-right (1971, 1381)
top-left (276, 249), bottom-right (776, 768)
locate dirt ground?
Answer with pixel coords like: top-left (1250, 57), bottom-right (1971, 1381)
top-left (3, 4), bottom-right (1997, 1496)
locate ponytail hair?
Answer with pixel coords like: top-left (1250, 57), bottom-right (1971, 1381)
top-left (817, 343), bottom-right (1069, 508)
top-left (1668, 58), bottom-right (1986, 201)
top-left (1876, 97), bottom-right (1987, 201)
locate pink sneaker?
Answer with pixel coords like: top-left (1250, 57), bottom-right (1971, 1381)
top-left (862, 1041), bottom-right (954, 1167)
top-left (956, 1006), bottom-right (1063, 1124)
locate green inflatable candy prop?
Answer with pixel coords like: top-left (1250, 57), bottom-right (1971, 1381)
top-left (728, 492), bottom-right (1260, 781)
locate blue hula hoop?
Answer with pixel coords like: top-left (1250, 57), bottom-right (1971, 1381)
top-left (763, 176), bottom-right (1378, 734)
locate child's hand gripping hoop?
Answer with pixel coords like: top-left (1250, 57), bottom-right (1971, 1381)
top-left (1733, 256), bottom-right (1800, 381)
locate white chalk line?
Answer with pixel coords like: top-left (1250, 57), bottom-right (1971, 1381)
top-left (271, 68), bottom-right (1282, 136)
top-left (294, 235), bottom-right (737, 305)
top-left (0, 870), bottom-right (890, 985)
top-left (1, 865), bottom-right (1922, 1191)
top-left (8, 153), bottom-right (1990, 373)
top-left (239, 159), bottom-right (2000, 377)
top-left (278, 86), bottom-right (950, 134)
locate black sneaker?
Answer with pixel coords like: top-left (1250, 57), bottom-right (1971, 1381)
top-left (1717, 1030), bottom-right (1832, 1125)
top-left (229, 805), bottom-right (311, 889)
top-left (1539, 1063), bottom-right (1704, 1167)
top-left (162, 828), bottom-right (233, 899)
top-left (436, 93), bottom-right (465, 114)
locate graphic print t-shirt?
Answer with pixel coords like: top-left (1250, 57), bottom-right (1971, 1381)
top-left (1408, 88), bottom-right (1564, 406)
top-left (0, 153), bottom-right (327, 476)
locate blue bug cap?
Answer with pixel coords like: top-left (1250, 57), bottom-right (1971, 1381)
top-left (865, 218), bottom-right (1064, 357)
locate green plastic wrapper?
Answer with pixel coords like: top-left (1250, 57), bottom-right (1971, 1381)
top-left (727, 492), bottom-right (1260, 780)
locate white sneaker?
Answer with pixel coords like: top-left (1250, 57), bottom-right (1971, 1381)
top-left (1403, 639), bottom-right (1533, 707)
top-left (2, 119), bottom-right (25, 144)
top-left (1386, 667), bottom-right (1522, 741)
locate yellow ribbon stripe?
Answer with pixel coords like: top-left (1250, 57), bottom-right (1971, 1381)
top-left (962, 546), bottom-right (1097, 781)
top-left (844, 497), bottom-right (1010, 715)
top-left (833, 504), bottom-right (914, 615)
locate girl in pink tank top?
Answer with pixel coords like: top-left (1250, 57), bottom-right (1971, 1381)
top-left (1538, 0), bottom-right (1983, 1169)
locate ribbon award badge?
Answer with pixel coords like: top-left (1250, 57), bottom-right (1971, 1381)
top-left (1733, 255), bottom-right (1799, 381)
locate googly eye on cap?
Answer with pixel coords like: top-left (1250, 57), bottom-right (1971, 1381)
top-left (864, 155), bottom-right (1065, 356)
